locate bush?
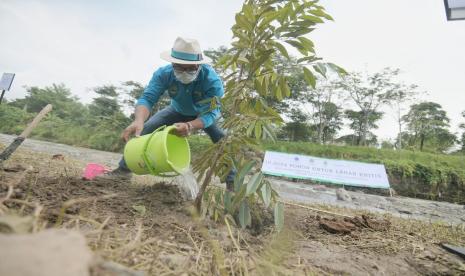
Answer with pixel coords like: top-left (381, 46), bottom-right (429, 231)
top-left (0, 104), bottom-right (32, 134)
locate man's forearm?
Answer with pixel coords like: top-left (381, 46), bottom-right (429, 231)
top-left (134, 105), bottom-right (150, 123)
top-left (188, 118), bottom-right (204, 130)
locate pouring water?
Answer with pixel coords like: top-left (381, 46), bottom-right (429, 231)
top-left (175, 167), bottom-right (199, 200)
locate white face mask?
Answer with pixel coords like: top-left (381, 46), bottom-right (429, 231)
top-left (174, 67), bottom-right (201, 84)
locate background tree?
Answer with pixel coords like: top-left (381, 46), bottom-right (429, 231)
top-left (87, 85), bottom-right (131, 151)
top-left (344, 109), bottom-right (382, 146)
top-left (385, 79), bottom-right (420, 149)
top-left (204, 46), bottom-right (230, 77)
top-left (10, 84), bottom-right (88, 123)
top-left (310, 101), bottom-right (342, 143)
top-left (338, 68), bottom-right (399, 146)
top-left (459, 111), bottom-right (465, 152)
top-left (305, 78), bottom-right (343, 144)
top-left (267, 56), bottom-right (344, 143)
top-left (278, 108), bottom-right (312, 141)
top-left (402, 102), bottom-right (454, 151)
top-left (89, 85), bottom-right (121, 118)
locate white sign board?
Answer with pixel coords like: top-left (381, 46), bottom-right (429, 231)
top-left (261, 151), bottom-right (390, 189)
top-left (0, 73), bottom-right (15, 91)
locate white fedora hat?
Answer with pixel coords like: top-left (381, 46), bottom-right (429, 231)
top-left (160, 37), bottom-right (211, 64)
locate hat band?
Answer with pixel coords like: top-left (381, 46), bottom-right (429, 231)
top-left (171, 49), bottom-right (202, 61)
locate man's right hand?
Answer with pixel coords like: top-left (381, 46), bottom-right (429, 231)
top-left (121, 120), bottom-right (144, 142)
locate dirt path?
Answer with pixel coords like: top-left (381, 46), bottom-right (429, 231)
top-left (1, 133), bottom-right (464, 225)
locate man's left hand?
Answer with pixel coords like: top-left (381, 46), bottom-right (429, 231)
top-left (174, 123), bottom-right (190, 137)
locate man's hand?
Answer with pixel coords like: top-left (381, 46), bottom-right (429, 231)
top-left (174, 122), bottom-right (191, 137)
top-left (121, 120), bottom-right (144, 142)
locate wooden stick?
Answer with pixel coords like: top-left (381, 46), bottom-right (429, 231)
top-left (0, 104), bottom-right (53, 163)
top-left (20, 104), bottom-right (53, 138)
top-left (279, 200), bottom-right (354, 219)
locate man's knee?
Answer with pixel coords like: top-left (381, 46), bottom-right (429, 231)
top-left (140, 107), bottom-right (178, 135)
top-left (205, 124), bottom-right (225, 143)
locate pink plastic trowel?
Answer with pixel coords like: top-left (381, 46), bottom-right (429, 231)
top-left (82, 163), bottom-right (110, 180)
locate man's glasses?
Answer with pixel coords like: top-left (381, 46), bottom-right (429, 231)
top-left (173, 63), bottom-right (199, 73)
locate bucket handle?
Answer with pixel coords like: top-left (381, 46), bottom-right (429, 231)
top-left (141, 125), bottom-right (179, 177)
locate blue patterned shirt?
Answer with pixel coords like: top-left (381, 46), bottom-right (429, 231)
top-left (136, 64), bottom-right (224, 128)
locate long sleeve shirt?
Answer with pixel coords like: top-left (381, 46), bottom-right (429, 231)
top-left (136, 64), bottom-right (224, 128)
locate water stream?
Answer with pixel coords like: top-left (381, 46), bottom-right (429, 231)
top-left (176, 167), bottom-right (199, 200)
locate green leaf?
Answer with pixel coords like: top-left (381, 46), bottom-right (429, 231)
top-left (243, 4), bottom-right (254, 19)
top-left (238, 201), bottom-right (251, 229)
top-left (237, 56), bottom-right (249, 63)
top-left (258, 10), bottom-right (279, 28)
top-left (309, 8), bottom-right (333, 21)
top-left (234, 160), bottom-right (256, 193)
top-left (279, 77), bottom-right (291, 97)
top-left (246, 172), bottom-right (264, 195)
top-left (261, 182), bottom-right (272, 208)
top-left (297, 55), bottom-right (320, 63)
top-left (274, 84), bottom-right (282, 101)
top-left (281, 28), bottom-right (313, 38)
top-left (274, 42), bottom-right (290, 60)
top-left (254, 121), bottom-right (262, 139)
top-left (263, 123), bottom-right (277, 141)
top-left (252, 49), bottom-right (274, 72)
top-left (301, 14), bottom-right (324, 23)
top-left (313, 63), bottom-right (327, 77)
top-left (285, 39), bottom-right (304, 51)
top-left (297, 37), bottom-right (315, 51)
top-left (235, 13), bottom-right (252, 32)
top-left (254, 78), bottom-right (264, 95)
top-left (246, 121), bottom-right (255, 137)
top-left (131, 205), bottom-right (146, 216)
top-left (303, 67), bottom-right (316, 88)
top-left (232, 184), bottom-right (248, 210)
top-left (215, 190), bottom-right (222, 204)
top-left (224, 191), bottom-right (232, 212)
top-left (327, 62), bottom-right (347, 76)
top-left (274, 202), bottom-right (284, 231)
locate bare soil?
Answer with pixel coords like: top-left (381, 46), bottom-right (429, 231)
top-left (1, 145), bottom-right (465, 275)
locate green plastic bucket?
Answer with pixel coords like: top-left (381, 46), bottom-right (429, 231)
top-left (123, 125), bottom-right (190, 177)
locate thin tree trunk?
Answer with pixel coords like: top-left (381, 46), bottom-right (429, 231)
top-left (420, 134), bottom-right (425, 151)
top-left (397, 105), bottom-right (402, 150)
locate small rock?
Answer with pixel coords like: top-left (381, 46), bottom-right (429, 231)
top-left (336, 188), bottom-right (352, 202)
top-left (52, 154), bottom-right (65, 161)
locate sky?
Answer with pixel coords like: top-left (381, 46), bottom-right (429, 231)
top-left (0, 0), bottom-right (464, 141)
